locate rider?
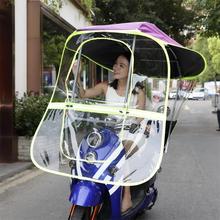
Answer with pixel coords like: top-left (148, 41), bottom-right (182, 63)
top-left (72, 52), bottom-right (146, 212)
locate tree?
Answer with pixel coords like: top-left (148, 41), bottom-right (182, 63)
top-left (183, 0), bottom-right (220, 36)
top-left (41, 0), bottom-right (63, 14)
top-left (43, 32), bottom-right (66, 71)
top-left (42, 16), bottom-right (70, 72)
top-left (93, 0), bottom-right (198, 44)
top-left (192, 35), bottom-right (220, 84)
top-left (205, 2), bottom-right (220, 36)
top-left (208, 37), bottom-right (220, 77)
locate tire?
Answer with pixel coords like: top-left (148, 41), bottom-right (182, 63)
top-left (68, 206), bottom-right (90, 220)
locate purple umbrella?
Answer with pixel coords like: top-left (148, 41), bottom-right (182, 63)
top-left (76, 21), bottom-right (205, 78)
top-left (79, 22), bottom-right (182, 47)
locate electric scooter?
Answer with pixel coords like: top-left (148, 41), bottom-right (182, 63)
top-left (30, 21), bottom-right (205, 220)
top-left (67, 115), bottom-right (159, 220)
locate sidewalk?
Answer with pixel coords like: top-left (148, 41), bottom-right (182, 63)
top-left (0, 161), bottom-right (34, 182)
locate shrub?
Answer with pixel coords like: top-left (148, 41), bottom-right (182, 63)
top-left (15, 94), bottom-right (50, 137)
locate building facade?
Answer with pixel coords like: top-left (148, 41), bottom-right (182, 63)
top-left (0, 0), bottom-right (91, 162)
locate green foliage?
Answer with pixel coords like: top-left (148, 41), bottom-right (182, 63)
top-left (41, 0), bottom-right (63, 14)
top-left (93, 0), bottom-right (220, 40)
top-left (15, 94), bottom-right (50, 137)
top-left (93, 0), bottom-right (198, 44)
top-left (208, 37), bottom-right (220, 74)
top-left (82, 0), bottom-right (94, 9)
top-left (199, 0), bottom-right (220, 36)
top-left (192, 35), bottom-right (220, 82)
top-left (43, 32), bottom-right (66, 71)
top-left (184, 0), bottom-right (220, 36)
top-left (205, 4), bottom-right (220, 36)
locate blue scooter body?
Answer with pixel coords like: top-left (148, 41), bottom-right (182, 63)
top-left (69, 127), bottom-right (158, 219)
top-left (69, 180), bottom-right (106, 207)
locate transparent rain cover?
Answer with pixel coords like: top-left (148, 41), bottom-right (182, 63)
top-left (31, 108), bottom-right (165, 186)
top-left (31, 31), bottom-right (169, 186)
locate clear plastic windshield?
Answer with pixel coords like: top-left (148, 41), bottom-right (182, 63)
top-left (31, 32), bottom-right (170, 186)
top-left (31, 108), bottom-right (164, 185)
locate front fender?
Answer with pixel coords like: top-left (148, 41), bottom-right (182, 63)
top-left (69, 180), bottom-right (105, 206)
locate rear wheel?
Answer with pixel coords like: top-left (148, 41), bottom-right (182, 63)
top-left (68, 205), bottom-right (100, 220)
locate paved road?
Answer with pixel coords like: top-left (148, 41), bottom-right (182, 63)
top-left (0, 100), bottom-right (220, 220)
top-left (141, 100), bottom-right (220, 220)
top-left (0, 169), bottom-right (70, 220)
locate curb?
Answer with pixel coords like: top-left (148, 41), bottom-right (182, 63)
top-left (0, 162), bottom-right (34, 182)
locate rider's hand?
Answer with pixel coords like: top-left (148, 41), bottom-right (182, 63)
top-left (72, 60), bottom-right (82, 76)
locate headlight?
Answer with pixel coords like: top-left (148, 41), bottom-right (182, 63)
top-left (86, 129), bottom-right (102, 148)
top-left (85, 152), bottom-right (97, 163)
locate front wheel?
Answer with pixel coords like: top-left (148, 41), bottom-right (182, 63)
top-left (68, 205), bottom-right (100, 220)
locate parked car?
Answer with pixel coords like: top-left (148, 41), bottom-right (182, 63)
top-left (169, 89), bottom-right (188, 100)
top-left (169, 89), bottom-right (178, 99)
top-left (188, 87), bottom-right (209, 100)
top-left (169, 89), bottom-right (181, 100)
top-left (188, 91), bottom-right (193, 99)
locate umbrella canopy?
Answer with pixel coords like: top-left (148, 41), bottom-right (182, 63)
top-left (76, 22), bottom-right (206, 79)
top-left (80, 22), bottom-right (181, 47)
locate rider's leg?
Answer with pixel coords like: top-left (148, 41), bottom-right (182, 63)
top-left (120, 140), bottom-right (138, 213)
top-left (123, 140), bottom-right (138, 159)
top-left (121, 186), bottom-right (132, 212)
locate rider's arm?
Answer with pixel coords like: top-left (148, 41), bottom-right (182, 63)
top-left (132, 89), bottom-right (146, 125)
top-left (136, 89), bottom-right (146, 110)
top-left (77, 81), bottom-right (107, 99)
top-left (72, 61), bottom-right (107, 99)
